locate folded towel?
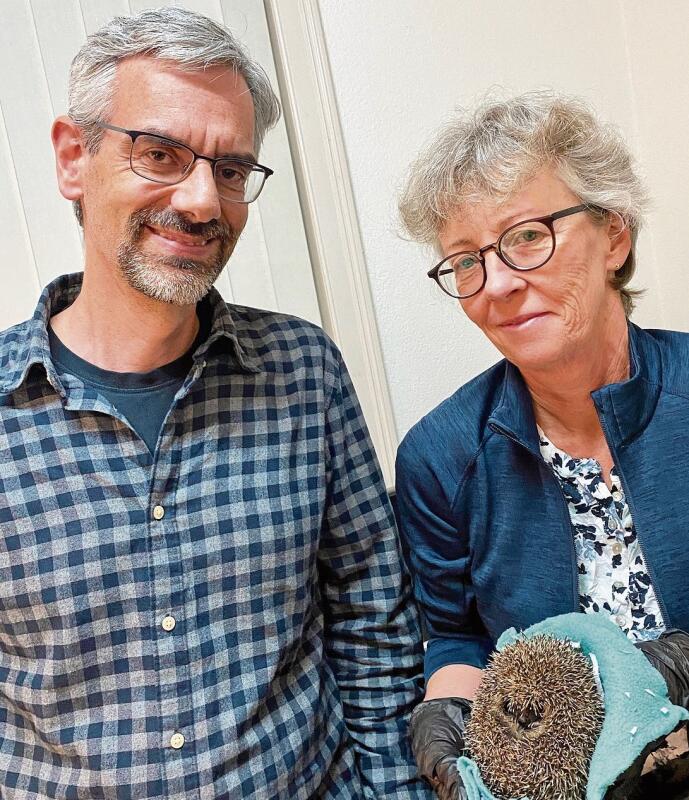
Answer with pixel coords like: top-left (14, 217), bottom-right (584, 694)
top-left (457, 755), bottom-right (527, 800)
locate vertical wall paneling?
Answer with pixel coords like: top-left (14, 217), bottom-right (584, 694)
top-left (78, 0), bottom-right (130, 34)
top-left (221, 0), bottom-right (320, 324)
top-left (0, 1), bottom-right (84, 289)
top-left (0, 105), bottom-right (42, 327)
top-left (30, 0), bottom-right (85, 116)
top-left (265, 0), bottom-right (399, 487)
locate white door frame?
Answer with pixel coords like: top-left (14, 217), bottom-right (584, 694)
top-left (265, 0), bottom-right (398, 488)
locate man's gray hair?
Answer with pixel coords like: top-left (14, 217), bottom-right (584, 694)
top-left (69, 6), bottom-right (281, 155)
top-left (399, 91), bottom-right (648, 315)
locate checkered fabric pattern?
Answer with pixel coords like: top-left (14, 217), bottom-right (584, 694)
top-left (0, 274), bottom-right (431, 800)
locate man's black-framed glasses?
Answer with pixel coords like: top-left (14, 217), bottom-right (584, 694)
top-left (95, 122), bottom-right (274, 204)
top-left (428, 204), bottom-right (600, 299)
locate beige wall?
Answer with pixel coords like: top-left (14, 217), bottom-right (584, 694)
top-left (318, 0), bottom-right (689, 439)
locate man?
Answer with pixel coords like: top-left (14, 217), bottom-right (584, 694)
top-left (0, 8), bottom-right (431, 799)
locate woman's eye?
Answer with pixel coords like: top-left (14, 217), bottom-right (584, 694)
top-left (455, 256), bottom-right (478, 270)
top-left (515, 228), bottom-right (550, 244)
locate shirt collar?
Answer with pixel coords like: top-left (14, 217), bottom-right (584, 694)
top-left (489, 322), bottom-right (662, 452)
top-left (0, 272), bottom-right (261, 395)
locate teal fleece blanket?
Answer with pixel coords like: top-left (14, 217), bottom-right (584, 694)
top-left (456, 613), bottom-right (689, 800)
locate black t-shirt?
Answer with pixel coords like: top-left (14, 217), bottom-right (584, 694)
top-left (49, 302), bottom-right (211, 454)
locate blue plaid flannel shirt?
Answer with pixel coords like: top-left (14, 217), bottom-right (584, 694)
top-left (0, 274), bottom-right (431, 800)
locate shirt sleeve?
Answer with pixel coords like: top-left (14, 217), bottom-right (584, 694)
top-left (395, 425), bottom-right (493, 681)
top-left (318, 348), bottom-right (434, 799)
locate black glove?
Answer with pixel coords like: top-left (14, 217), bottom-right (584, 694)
top-left (636, 629), bottom-right (689, 710)
top-left (408, 697), bottom-right (471, 800)
top-left (603, 736), bottom-right (663, 800)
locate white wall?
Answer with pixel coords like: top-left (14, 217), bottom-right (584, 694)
top-left (318, 0), bottom-right (689, 440)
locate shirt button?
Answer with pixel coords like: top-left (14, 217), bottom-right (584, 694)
top-left (170, 732), bottom-right (185, 749)
top-left (615, 615), bottom-right (627, 627)
top-left (612, 542), bottom-right (623, 555)
top-left (161, 615), bottom-right (176, 632)
top-left (612, 491), bottom-right (622, 501)
top-left (153, 505), bottom-right (165, 521)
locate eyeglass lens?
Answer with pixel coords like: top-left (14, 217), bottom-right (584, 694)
top-left (438, 220), bottom-right (555, 298)
top-left (130, 134), bottom-right (265, 203)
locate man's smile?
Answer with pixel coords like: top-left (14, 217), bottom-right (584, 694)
top-left (144, 224), bottom-right (219, 257)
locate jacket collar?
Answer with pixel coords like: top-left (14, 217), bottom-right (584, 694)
top-left (488, 322), bottom-right (662, 453)
top-left (0, 272), bottom-right (260, 396)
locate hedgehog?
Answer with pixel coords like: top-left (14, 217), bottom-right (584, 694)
top-left (466, 634), bottom-right (605, 800)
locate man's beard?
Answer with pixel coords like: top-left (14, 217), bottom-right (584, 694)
top-left (116, 207), bottom-right (239, 305)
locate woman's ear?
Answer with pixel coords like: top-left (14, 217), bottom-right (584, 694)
top-left (51, 116), bottom-right (88, 202)
top-left (605, 211), bottom-right (632, 274)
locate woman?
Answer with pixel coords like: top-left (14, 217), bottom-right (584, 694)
top-left (396, 92), bottom-right (689, 799)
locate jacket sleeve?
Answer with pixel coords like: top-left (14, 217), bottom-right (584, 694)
top-left (318, 348), bottom-right (434, 799)
top-left (395, 425), bottom-right (492, 681)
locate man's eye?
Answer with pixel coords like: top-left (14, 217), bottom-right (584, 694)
top-left (218, 164), bottom-right (249, 182)
top-left (137, 142), bottom-right (187, 167)
top-left (148, 149), bottom-right (172, 163)
top-left (139, 146), bottom-right (182, 166)
top-left (148, 150), bottom-right (170, 163)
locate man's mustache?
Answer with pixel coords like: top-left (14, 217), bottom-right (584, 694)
top-left (127, 207), bottom-right (236, 245)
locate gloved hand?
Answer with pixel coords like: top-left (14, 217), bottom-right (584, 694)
top-left (409, 697), bottom-right (471, 800)
top-left (636, 629), bottom-right (689, 710)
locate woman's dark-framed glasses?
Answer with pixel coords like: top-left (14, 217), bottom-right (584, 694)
top-left (428, 204), bottom-right (599, 299)
top-left (94, 121), bottom-right (273, 204)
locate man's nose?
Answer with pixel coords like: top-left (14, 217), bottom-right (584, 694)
top-left (170, 160), bottom-right (222, 223)
top-left (481, 248), bottom-right (527, 301)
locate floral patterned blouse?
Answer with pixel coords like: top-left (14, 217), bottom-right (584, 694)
top-left (538, 428), bottom-right (664, 642)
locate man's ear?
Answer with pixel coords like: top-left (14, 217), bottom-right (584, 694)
top-left (51, 115), bottom-right (88, 202)
top-left (605, 211), bottom-right (632, 274)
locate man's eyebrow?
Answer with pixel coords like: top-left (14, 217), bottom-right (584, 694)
top-left (140, 127), bottom-right (256, 162)
top-left (220, 151), bottom-right (258, 163)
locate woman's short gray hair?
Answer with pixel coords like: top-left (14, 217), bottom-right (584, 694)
top-left (69, 6), bottom-right (280, 155)
top-left (399, 91), bottom-right (648, 315)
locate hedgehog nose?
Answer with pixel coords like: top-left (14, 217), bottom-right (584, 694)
top-left (517, 708), bottom-right (542, 729)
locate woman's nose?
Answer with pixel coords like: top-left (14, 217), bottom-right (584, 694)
top-left (482, 249), bottom-right (528, 301)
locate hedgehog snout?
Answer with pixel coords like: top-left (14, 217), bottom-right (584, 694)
top-left (501, 699), bottom-right (543, 731)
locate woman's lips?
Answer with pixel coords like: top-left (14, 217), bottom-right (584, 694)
top-left (498, 312), bottom-right (550, 329)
